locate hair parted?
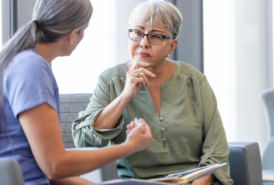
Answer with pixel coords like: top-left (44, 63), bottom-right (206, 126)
top-left (127, 0), bottom-right (183, 39)
top-left (0, 0), bottom-right (93, 145)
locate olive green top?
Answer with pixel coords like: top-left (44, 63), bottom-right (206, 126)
top-left (72, 61), bottom-right (233, 185)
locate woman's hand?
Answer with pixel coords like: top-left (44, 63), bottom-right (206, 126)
top-left (191, 174), bottom-right (216, 185)
top-left (122, 60), bottom-right (156, 100)
top-left (124, 119), bottom-right (152, 152)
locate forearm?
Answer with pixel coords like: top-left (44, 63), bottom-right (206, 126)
top-left (53, 143), bottom-right (134, 179)
top-left (50, 176), bottom-right (94, 185)
top-left (192, 174), bottom-right (215, 185)
top-left (94, 92), bottom-right (131, 129)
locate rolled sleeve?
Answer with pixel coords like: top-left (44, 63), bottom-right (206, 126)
top-left (198, 77), bottom-right (233, 185)
top-left (72, 76), bottom-right (124, 147)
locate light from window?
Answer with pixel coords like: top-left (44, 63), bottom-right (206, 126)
top-left (0, 1), bottom-right (2, 50)
top-left (52, 0), bottom-right (114, 94)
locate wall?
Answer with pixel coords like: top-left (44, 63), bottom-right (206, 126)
top-left (204, 0), bottom-right (270, 153)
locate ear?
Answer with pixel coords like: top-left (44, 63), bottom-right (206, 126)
top-left (68, 28), bottom-right (80, 45)
top-left (168, 39), bottom-right (178, 56)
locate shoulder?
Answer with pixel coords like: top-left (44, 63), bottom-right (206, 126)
top-left (177, 61), bottom-right (205, 84)
top-left (7, 48), bottom-right (50, 76)
top-left (3, 49), bottom-right (53, 91)
top-left (98, 63), bottom-right (127, 84)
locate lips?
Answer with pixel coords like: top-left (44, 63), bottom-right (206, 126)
top-left (137, 52), bottom-right (151, 57)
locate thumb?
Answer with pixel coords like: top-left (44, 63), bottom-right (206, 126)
top-left (139, 119), bottom-right (147, 133)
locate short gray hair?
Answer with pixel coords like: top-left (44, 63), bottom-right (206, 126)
top-left (128, 0), bottom-right (183, 39)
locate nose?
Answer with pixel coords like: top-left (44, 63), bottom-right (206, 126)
top-left (140, 34), bottom-right (150, 49)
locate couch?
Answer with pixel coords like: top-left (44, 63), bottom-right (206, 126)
top-left (0, 94), bottom-right (263, 185)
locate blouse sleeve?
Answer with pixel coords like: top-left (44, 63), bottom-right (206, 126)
top-left (72, 76), bottom-right (124, 148)
top-left (198, 77), bottom-right (234, 185)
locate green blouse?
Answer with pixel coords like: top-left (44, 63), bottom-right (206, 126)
top-left (72, 61), bottom-right (233, 185)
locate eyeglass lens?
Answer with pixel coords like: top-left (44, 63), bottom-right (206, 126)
top-left (129, 30), bottom-right (164, 44)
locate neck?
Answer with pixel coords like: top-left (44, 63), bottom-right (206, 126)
top-left (146, 59), bottom-right (175, 84)
top-left (34, 42), bottom-right (62, 64)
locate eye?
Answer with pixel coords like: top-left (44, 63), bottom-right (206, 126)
top-left (134, 30), bottom-right (142, 36)
top-left (151, 34), bottom-right (161, 39)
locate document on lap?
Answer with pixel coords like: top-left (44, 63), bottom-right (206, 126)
top-left (149, 163), bottom-right (227, 184)
top-left (97, 163), bottom-right (227, 185)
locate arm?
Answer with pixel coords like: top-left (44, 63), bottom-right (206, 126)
top-left (73, 61), bottom-right (155, 147)
top-left (50, 176), bottom-right (94, 185)
top-left (19, 103), bottom-right (152, 181)
top-left (197, 77), bottom-right (233, 185)
top-left (93, 61), bottom-right (155, 130)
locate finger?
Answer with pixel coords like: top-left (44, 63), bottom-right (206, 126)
top-left (131, 68), bottom-right (156, 78)
top-left (131, 61), bottom-right (150, 70)
top-left (138, 72), bottom-right (149, 87)
top-left (139, 118), bottom-right (152, 135)
top-left (130, 122), bottom-right (137, 129)
top-left (134, 77), bottom-right (147, 88)
top-left (136, 120), bottom-right (147, 134)
top-left (129, 73), bottom-right (145, 85)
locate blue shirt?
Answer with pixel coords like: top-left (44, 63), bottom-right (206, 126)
top-left (0, 48), bottom-right (60, 185)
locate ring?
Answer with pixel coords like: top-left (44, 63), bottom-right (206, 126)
top-left (136, 73), bottom-right (140, 77)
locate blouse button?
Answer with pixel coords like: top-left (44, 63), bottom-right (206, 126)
top-left (162, 127), bottom-right (165, 131)
top-left (163, 138), bottom-right (167, 142)
top-left (160, 117), bottom-right (164, 121)
top-left (210, 148), bottom-right (214, 152)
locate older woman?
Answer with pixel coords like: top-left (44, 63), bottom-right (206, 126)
top-left (72, 0), bottom-right (233, 184)
top-left (0, 0), bottom-right (152, 184)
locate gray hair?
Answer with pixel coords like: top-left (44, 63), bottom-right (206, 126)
top-left (0, 0), bottom-right (92, 144)
top-left (128, 0), bottom-right (183, 39)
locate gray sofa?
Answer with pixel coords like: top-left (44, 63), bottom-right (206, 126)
top-left (0, 94), bottom-right (263, 185)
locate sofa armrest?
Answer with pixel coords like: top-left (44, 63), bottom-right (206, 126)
top-left (0, 158), bottom-right (24, 185)
top-left (228, 142), bottom-right (262, 185)
top-left (100, 161), bottom-right (118, 181)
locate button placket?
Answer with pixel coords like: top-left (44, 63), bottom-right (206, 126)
top-left (159, 116), bottom-right (167, 148)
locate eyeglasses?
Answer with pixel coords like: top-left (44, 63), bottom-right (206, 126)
top-left (128, 29), bottom-right (171, 45)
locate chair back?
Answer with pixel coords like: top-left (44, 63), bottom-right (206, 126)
top-left (60, 93), bottom-right (118, 181)
top-left (59, 94), bottom-right (92, 148)
top-left (228, 142), bottom-right (262, 185)
top-left (261, 88), bottom-right (274, 170)
top-left (0, 158), bottom-right (24, 185)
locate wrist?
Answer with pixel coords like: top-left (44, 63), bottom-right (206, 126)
top-left (120, 90), bottom-right (132, 103)
top-left (120, 141), bottom-right (136, 156)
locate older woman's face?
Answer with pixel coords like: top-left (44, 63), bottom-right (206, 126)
top-left (129, 20), bottom-right (177, 66)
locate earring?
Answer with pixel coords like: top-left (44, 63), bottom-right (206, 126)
top-left (70, 42), bottom-right (73, 45)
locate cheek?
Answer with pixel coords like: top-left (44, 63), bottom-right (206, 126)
top-left (153, 46), bottom-right (169, 58)
top-left (129, 40), bottom-right (138, 58)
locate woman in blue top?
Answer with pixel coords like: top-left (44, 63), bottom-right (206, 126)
top-left (0, 0), bottom-right (152, 184)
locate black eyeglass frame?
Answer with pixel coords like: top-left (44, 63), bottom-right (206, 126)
top-left (128, 29), bottom-right (171, 45)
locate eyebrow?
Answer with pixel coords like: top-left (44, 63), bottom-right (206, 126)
top-left (134, 26), bottom-right (163, 34)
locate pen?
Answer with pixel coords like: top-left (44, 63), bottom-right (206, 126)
top-left (134, 117), bottom-right (141, 125)
top-left (134, 117), bottom-right (146, 134)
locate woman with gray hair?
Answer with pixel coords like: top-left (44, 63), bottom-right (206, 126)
top-left (0, 0), bottom-right (152, 184)
top-left (73, 0), bottom-right (233, 184)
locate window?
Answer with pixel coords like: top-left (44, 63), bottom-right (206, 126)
top-left (0, 1), bottom-right (2, 50)
top-left (52, 0), bottom-right (115, 94)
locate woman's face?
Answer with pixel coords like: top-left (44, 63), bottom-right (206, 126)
top-left (66, 24), bottom-right (89, 56)
top-left (129, 20), bottom-right (177, 67)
